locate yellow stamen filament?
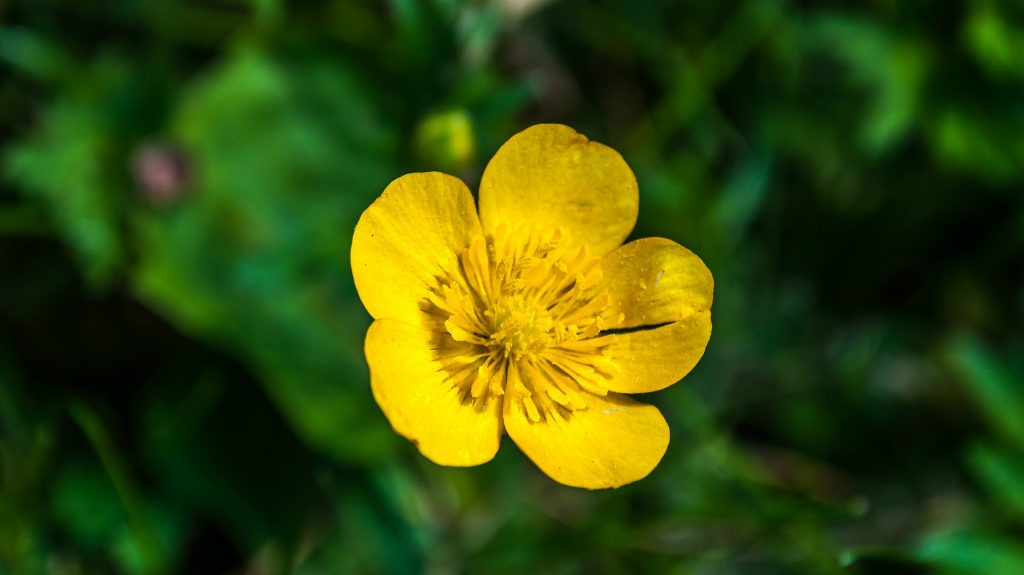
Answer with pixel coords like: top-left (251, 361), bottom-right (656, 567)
top-left (424, 224), bottom-right (622, 422)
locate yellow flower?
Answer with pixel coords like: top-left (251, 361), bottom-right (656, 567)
top-left (351, 124), bottom-right (713, 489)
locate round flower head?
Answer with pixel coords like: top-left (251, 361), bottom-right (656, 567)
top-left (351, 124), bottom-right (713, 489)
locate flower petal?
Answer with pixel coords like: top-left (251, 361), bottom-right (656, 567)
top-left (479, 124), bottom-right (638, 257)
top-left (351, 172), bottom-right (482, 327)
top-left (598, 311), bottom-right (712, 394)
top-left (365, 319), bottom-right (503, 466)
top-left (596, 238), bottom-right (713, 393)
top-left (504, 388), bottom-right (669, 489)
top-left (602, 237), bottom-right (714, 328)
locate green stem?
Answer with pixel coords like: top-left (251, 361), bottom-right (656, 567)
top-left (70, 403), bottom-right (165, 574)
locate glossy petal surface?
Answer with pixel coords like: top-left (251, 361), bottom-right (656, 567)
top-left (479, 124), bottom-right (638, 257)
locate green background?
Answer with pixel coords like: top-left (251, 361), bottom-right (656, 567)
top-left (2, 1), bottom-right (1024, 573)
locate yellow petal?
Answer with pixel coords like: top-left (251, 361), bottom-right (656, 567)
top-left (598, 311), bottom-right (712, 394)
top-left (351, 172), bottom-right (481, 327)
top-left (479, 124), bottom-right (638, 257)
top-left (596, 238), bottom-right (713, 393)
top-left (504, 387), bottom-right (669, 489)
top-left (602, 237), bottom-right (713, 328)
top-left (365, 319), bottom-right (502, 466)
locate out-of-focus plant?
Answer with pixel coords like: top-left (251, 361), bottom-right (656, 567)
top-left (2, 0), bottom-right (1024, 573)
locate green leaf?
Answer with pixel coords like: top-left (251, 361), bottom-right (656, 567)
top-left (919, 530), bottom-right (1024, 575)
top-left (930, 108), bottom-right (1024, 182)
top-left (51, 462), bottom-right (127, 551)
top-left (964, 3), bottom-right (1024, 80)
top-left (946, 336), bottom-right (1024, 449)
top-left (3, 59), bottom-right (134, 288)
top-left (133, 49), bottom-right (399, 463)
top-left (967, 443), bottom-right (1024, 520)
top-left (801, 16), bottom-right (929, 155)
top-left (0, 27), bottom-right (71, 81)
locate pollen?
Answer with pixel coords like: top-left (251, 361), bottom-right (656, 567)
top-left (424, 224), bottom-right (623, 422)
top-left (490, 296), bottom-right (553, 358)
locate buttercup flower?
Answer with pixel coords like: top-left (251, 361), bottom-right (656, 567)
top-left (351, 124), bottom-right (713, 489)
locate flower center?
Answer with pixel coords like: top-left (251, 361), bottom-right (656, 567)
top-left (424, 224), bottom-right (622, 422)
top-left (490, 295), bottom-right (553, 358)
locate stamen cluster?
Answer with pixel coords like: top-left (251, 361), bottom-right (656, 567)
top-left (425, 225), bottom-right (622, 422)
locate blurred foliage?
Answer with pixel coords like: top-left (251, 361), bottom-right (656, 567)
top-left (2, 0), bottom-right (1024, 574)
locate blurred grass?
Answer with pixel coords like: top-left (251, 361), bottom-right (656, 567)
top-left (2, 0), bottom-right (1024, 574)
